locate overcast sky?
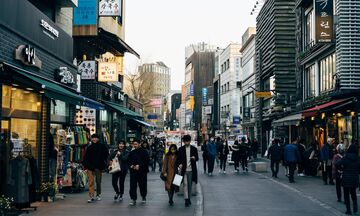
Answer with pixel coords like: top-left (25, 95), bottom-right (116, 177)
top-left (124, 0), bottom-right (257, 91)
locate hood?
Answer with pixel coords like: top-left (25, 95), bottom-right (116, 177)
top-left (345, 153), bottom-right (358, 161)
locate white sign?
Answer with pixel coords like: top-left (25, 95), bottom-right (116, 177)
top-left (76, 74), bottom-right (81, 92)
top-left (79, 61), bottom-right (96, 80)
top-left (99, 0), bottom-right (121, 16)
top-left (203, 106), bottom-right (212, 114)
top-left (98, 62), bottom-right (118, 82)
top-left (40, 19), bottom-right (59, 39)
top-left (56, 67), bottom-right (75, 85)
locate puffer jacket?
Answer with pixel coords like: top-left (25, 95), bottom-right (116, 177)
top-left (336, 153), bottom-right (360, 188)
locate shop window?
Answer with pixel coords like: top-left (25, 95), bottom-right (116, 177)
top-left (2, 85), bottom-right (41, 112)
top-left (305, 7), bottom-right (315, 50)
top-left (51, 100), bottom-right (69, 122)
top-left (320, 53), bottom-right (336, 93)
top-left (305, 64), bottom-right (316, 98)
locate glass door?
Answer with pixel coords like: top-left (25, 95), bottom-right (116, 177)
top-left (0, 120), bottom-right (9, 194)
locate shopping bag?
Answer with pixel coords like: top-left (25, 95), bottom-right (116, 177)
top-left (109, 157), bottom-right (121, 174)
top-left (62, 168), bottom-right (73, 187)
top-left (264, 149), bottom-right (268, 157)
top-left (172, 174), bottom-right (183, 187)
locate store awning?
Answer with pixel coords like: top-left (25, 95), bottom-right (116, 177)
top-left (302, 98), bottom-right (351, 117)
top-left (272, 113), bottom-right (302, 127)
top-left (2, 63), bottom-right (104, 109)
top-left (130, 119), bottom-right (154, 128)
top-left (103, 101), bottom-right (143, 119)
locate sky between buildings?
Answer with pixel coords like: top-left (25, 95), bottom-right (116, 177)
top-left (124, 0), bottom-right (257, 91)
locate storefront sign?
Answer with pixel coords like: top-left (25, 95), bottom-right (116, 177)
top-left (76, 74), bottom-right (81, 92)
top-left (315, 0), bottom-right (334, 43)
top-left (255, 91), bottom-right (272, 98)
top-left (40, 19), bottom-right (59, 39)
top-left (102, 89), bottom-right (113, 99)
top-left (243, 107), bottom-right (251, 121)
top-left (74, 0), bottom-right (97, 25)
top-left (150, 98), bottom-right (162, 108)
top-left (190, 82), bottom-right (194, 96)
top-left (147, 114), bottom-right (158, 120)
top-left (233, 116), bottom-right (241, 124)
top-left (14, 45), bottom-right (42, 69)
top-left (99, 0), bottom-right (121, 16)
top-left (98, 62), bottom-right (118, 82)
top-left (202, 87), bottom-right (208, 105)
top-left (117, 92), bottom-right (125, 101)
top-left (55, 67), bottom-right (75, 85)
top-left (79, 61), bottom-right (96, 80)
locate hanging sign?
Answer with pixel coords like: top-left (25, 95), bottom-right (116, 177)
top-left (74, 0), bottom-right (97, 25)
top-left (79, 61), bottom-right (96, 80)
top-left (98, 62), bottom-right (118, 82)
top-left (14, 45), bottom-right (42, 69)
top-left (315, 0), bottom-right (334, 43)
top-left (99, 0), bottom-right (121, 16)
top-left (55, 67), bottom-right (75, 85)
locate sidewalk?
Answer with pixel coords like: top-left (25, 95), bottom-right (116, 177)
top-left (250, 158), bottom-right (355, 215)
top-left (26, 172), bottom-right (203, 216)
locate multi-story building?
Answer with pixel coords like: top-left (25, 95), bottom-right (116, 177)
top-left (281, 0), bottom-right (360, 146)
top-left (219, 43), bottom-right (242, 136)
top-left (184, 43), bottom-right (215, 135)
top-left (240, 27), bottom-right (257, 139)
top-left (138, 62), bottom-right (171, 129)
top-left (255, 0), bottom-right (297, 154)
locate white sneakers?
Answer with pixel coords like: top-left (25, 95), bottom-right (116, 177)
top-left (87, 195), bottom-right (101, 203)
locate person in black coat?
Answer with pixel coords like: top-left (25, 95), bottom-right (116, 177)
top-left (83, 134), bottom-right (109, 203)
top-left (128, 139), bottom-right (150, 206)
top-left (177, 135), bottom-right (198, 207)
top-left (218, 139), bottom-right (229, 173)
top-left (231, 140), bottom-right (241, 172)
top-left (201, 140), bottom-right (208, 173)
top-left (108, 140), bottom-right (129, 201)
top-left (336, 144), bottom-right (360, 215)
top-left (239, 137), bottom-right (249, 172)
top-left (267, 138), bottom-right (282, 178)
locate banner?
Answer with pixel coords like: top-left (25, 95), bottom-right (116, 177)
top-left (74, 0), bottom-right (97, 25)
top-left (98, 62), bottom-right (118, 82)
top-left (315, 0), bottom-right (334, 43)
top-left (99, 0), bottom-right (121, 16)
top-left (150, 98), bottom-right (162, 108)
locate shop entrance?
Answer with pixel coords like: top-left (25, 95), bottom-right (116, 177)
top-left (0, 120), bottom-right (9, 194)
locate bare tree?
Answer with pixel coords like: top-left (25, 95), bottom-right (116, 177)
top-left (124, 70), bottom-right (155, 107)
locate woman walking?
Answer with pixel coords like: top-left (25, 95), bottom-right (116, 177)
top-left (162, 144), bottom-right (179, 206)
top-left (332, 144), bottom-right (345, 202)
top-left (336, 144), bottom-right (360, 215)
top-left (108, 140), bottom-right (129, 201)
top-left (218, 139), bottom-right (229, 174)
top-left (231, 140), bottom-right (241, 172)
top-left (201, 140), bottom-right (208, 174)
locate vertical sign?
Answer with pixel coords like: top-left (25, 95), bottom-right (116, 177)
top-left (74, 0), bottom-right (97, 25)
top-left (202, 88), bottom-right (208, 105)
top-left (315, 0), bottom-right (334, 43)
top-left (99, 0), bottom-right (121, 16)
top-left (78, 61), bottom-right (96, 80)
top-left (190, 82), bottom-right (194, 96)
top-left (181, 85), bottom-right (186, 103)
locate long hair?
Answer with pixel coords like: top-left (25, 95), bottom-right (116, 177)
top-left (167, 144), bottom-right (178, 156)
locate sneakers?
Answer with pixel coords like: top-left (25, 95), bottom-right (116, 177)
top-left (223, 170), bottom-right (226, 174)
top-left (129, 200), bottom-right (136, 206)
top-left (87, 197), bottom-right (95, 203)
top-left (141, 198), bottom-right (146, 204)
top-left (96, 195), bottom-right (101, 201)
top-left (219, 169), bottom-right (222, 173)
top-left (118, 195), bottom-right (123, 201)
top-left (245, 167), bottom-right (248, 172)
top-left (114, 193), bottom-right (120, 201)
top-left (299, 173), bottom-right (305, 177)
top-left (169, 200), bottom-right (174, 206)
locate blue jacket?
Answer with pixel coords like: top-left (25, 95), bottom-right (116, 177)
top-left (207, 141), bottom-right (217, 157)
top-left (284, 144), bottom-right (301, 163)
top-left (320, 143), bottom-right (333, 162)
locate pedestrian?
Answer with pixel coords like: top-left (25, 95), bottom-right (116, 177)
top-left (142, 141), bottom-right (153, 172)
top-left (162, 144), bottom-right (179, 206)
top-left (231, 140), bottom-right (241, 172)
top-left (336, 144), bottom-right (360, 215)
top-left (267, 138), bottom-right (282, 178)
top-left (332, 144), bottom-right (345, 202)
top-left (156, 142), bottom-right (165, 172)
top-left (218, 139), bottom-right (229, 174)
top-left (215, 137), bottom-right (222, 166)
top-left (201, 140), bottom-right (208, 174)
top-left (83, 134), bottom-right (109, 203)
top-left (239, 137), bottom-right (249, 172)
top-left (320, 138), bottom-right (335, 185)
top-left (247, 138), bottom-right (253, 161)
top-left (283, 138), bottom-right (301, 183)
top-left (177, 135), bottom-right (199, 207)
top-left (206, 136), bottom-right (217, 176)
top-left (304, 141), bottom-right (320, 176)
top-left (108, 140), bottom-right (129, 201)
top-left (128, 139), bottom-right (150, 206)
top-left (252, 138), bottom-right (259, 160)
top-left (297, 139), bottom-right (306, 177)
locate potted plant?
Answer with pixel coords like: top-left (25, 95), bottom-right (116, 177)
top-left (0, 195), bottom-right (17, 216)
top-left (40, 182), bottom-right (57, 202)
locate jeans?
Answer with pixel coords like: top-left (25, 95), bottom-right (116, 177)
top-left (344, 187), bottom-right (358, 213)
top-left (270, 160), bottom-right (280, 177)
top-left (112, 171), bottom-right (127, 195)
top-left (87, 169), bottom-right (102, 198)
top-left (183, 171), bottom-right (193, 200)
top-left (129, 171), bottom-right (147, 201)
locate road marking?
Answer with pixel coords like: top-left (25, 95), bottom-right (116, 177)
top-left (252, 172), bottom-right (345, 216)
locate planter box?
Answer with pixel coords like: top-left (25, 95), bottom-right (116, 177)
top-left (251, 162), bottom-right (267, 172)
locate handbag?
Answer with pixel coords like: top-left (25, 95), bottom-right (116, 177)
top-left (160, 173), bottom-right (167, 181)
top-left (109, 157), bottom-right (121, 174)
top-left (172, 174), bottom-right (183, 187)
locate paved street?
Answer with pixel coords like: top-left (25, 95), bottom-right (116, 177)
top-left (26, 158), bottom-right (357, 216)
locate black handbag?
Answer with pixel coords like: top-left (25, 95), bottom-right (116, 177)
top-left (160, 173), bottom-right (167, 181)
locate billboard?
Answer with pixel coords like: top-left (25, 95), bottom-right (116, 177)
top-left (74, 0), bottom-right (97, 25)
top-left (315, 0), bottom-right (334, 43)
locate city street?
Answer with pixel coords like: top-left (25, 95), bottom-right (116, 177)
top-left (26, 159), bottom-right (353, 216)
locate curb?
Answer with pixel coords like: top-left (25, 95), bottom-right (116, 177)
top-left (194, 181), bottom-right (204, 216)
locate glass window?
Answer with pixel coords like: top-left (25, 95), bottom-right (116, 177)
top-left (305, 8), bottom-right (315, 49)
top-left (242, 57), bottom-right (255, 80)
top-left (320, 53), bottom-right (336, 92)
top-left (10, 118), bottom-right (39, 159)
top-left (51, 100), bottom-right (68, 116)
top-left (2, 85), bottom-right (41, 112)
top-left (100, 110), bottom-right (108, 122)
top-left (305, 64), bottom-right (316, 98)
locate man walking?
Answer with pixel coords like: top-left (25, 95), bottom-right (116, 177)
top-left (206, 136), bottom-right (217, 176)
top-left (320, 138), bottom-right (335, 185)
top-left (283, 138), bottom-right (301, 183)
top-left (267, 138), bottom-right (282, 178)
top-left (83, 134), bottom-right (109, 203)
top-left (177, 135), bottom-right (199, 207)
top-left (128, 139), bottom-right (150, 206)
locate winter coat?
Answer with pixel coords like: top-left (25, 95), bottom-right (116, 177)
top-left (177, 145), bottom-right (199, 184)
top-left (163, 154), bottom-right (177, 191)
top-left (218, 143), bottom-right (230, 158)
top-left (201, 143), bottom-right (208, 158)
top-left (108, 149), bottom-right (129, 173)
top-left (332, 154), bottom-right (343, 179)
top-left (284, 144), bottom-right (301, 163)
top-left (268, 144), bottom-right (282, 161)
top-left (128, 147), bottom-right (150, 174)
top-left (83, 141), bottom-right (109, 171)
top-left (238, 144), bottom-right (249, 158)
top-left (207, 141), bottom-right (217, 158)
top-left (336, 153), bottom-right (360, 188)
top-left (320, 143), bottom-right (334, 163)
top-left (231, 144), bottom-right (241, 162)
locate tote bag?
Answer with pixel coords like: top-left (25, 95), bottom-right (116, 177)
top-left (172, 174), bottom-right (183, 187)
top-left (109, 157), bottom-right (121, 174)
